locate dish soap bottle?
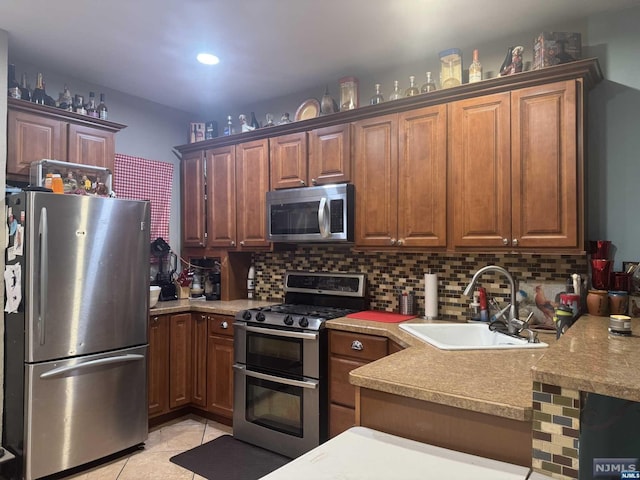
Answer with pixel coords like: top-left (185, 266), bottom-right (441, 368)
top-left (247, 264), bottom-right (255, 299)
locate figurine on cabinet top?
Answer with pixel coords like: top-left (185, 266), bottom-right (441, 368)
top-left (239, 114), bottom-right (255, 132)
top-left (279, 113), bottom-right (292, 124)
top-left (499, 45), bottom-right (524, 76)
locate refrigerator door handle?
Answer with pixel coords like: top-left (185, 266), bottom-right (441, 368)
top-left (39, 354), bottom-right (145, 379)
top-left (38, 207), bottom-right (48, 346)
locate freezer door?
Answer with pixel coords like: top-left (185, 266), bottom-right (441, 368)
top-left (24, 192), bottom-right (150, 362)
top-left (24, 346), bottom-right (148, 480)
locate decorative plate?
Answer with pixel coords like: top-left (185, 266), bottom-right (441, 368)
top-left (294, 98), bottom-right (320, 121)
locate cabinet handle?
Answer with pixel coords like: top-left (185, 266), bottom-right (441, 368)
top-left (201, 314), bottom-right (206, 320)
top-left (311, 178), bottom-right (317, 185)
top-left (390, 238), bottom-right (397, 245)
top-left (299, 179), bottom-right (306, 186)
top-left (231, 240), bottom-right (236, 247)
top-left (351, 340), bottom-right (364, 351)
top-left (397, 239), bottom-right (404, 246)
top-left (152, 316), bottom-right (159, 324)
top-left (502, 238), bottom-right (509, 245)
top-left (240, 241), bottom-right (245, 247)
top-left (512, 238), bottom-right (519, 246)
top-left (221, 321), bottom-right (228, 329)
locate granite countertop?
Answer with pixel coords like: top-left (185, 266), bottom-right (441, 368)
top-left (327, 314), bottom-right (640, 422)
top-left (327, 317), bottom-right (554, 421)
top-left (149, 298), bottom-right (275, 316)
top-left (532, 315), bottom-right (640, 402)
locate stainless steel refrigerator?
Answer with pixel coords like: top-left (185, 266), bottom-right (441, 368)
top-left (3, 191), bottom-right (150, 480)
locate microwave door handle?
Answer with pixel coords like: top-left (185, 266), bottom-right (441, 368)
top-left (318, 197), bottom-right (330, 238)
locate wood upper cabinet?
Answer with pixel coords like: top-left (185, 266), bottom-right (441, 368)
top-left (181, 150), bottom-right (206, 248)
top-left (449, 92), bottom-right (512, 248)
top-left (7, 99), bottom-right (124, 181)
top-left (354, 106), bottom-right (447, 248)
top-left (270, 124), bottom-right (352, 189)
top-left (235, 139), bottom-right (270, 249)
top-left (270, 132), bottom-right (308, 189)
top-left (207, 145), bottom-right (237, 248)
top-left (511, 80), bottom-right (579, 249)
top-left (207, 314), bottom-right (235, 419)
top-left (450, 80), bottom-right (580, 250)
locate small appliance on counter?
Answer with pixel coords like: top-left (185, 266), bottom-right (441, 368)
top-left (150, 237), bottom-right (177, 301)
top-left (189, 258), bottom-right (221, 301)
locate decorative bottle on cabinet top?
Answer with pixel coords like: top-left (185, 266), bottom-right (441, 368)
top-left (405, 75), bottom-right (420, 97)
top-left (420, 71), bottom-right (437, 93)
top-left (469, 49), bottom-right (482, 83)
top-left (97, 93), bottom-right (108, 120)
top-left (388, 80), bottom-right (402, 100)
top-left (369, 83), bottom-right (384, 105)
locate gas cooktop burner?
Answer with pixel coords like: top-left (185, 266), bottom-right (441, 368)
top-left (235, 271), bottom-right (368, 331)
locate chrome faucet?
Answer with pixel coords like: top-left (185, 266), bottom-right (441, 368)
top-left (463, 265), bottom-right (519, 335)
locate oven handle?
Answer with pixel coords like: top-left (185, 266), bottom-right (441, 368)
top-left (236, 324), bottom-right (319, 341)
top-left (234, 365), bottom-right (318, 390)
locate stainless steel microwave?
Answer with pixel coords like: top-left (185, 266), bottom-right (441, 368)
top-left (266, 184), bottom-right (354, 243)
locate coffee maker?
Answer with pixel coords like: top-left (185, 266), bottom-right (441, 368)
top-left (190, 258), bottom-right (221, 300)
top-left (150, 237), bottom-right (178, 301)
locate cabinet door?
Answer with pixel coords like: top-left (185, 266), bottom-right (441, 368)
top-left (353, 114), bottom-right (399, 247)
top-left (148, 314), bottom-right (169, 417)
top-left (67, 124), bottom-right (116, 172)
top-left (449, 93), bottom-right (511, 248)
top-left (169, 313), bottom-right (192, 409)
top-left (398, 105), bottom-right (447, 247)
top-left (207, 322), bottom-right (234, 419)
top-left (511, 80), bottom-right (579, 249)
top-left (235, 139), bottom-right (270, 249)
top-left (181, 150), bottom-right (206, 248)
top-left (269, 132), bottom-right (308, 189)
top-left (308, 124), bottom-right (352, 185)
top-left (191, 313), bottom-right (208, 408)
top-left (7, 109), bottom-right (66, 177)
top-left (207, 145), bottom-right (237, 248)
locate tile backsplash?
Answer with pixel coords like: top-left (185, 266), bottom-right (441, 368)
top-left (253, 247), bottom-right (588, 321)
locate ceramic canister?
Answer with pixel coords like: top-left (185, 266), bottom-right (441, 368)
top-left (608, 291), bottom-right (629, 316)
top-left (587, 290), bottom-right (609, 316)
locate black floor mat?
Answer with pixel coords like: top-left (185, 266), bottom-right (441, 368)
top-left (169, 435), bottom-right (291, 480)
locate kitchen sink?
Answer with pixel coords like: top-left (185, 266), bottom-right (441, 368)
top-left (399, 322), bottom-right (548, 350)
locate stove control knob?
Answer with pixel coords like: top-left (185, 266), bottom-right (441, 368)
top-left (242, 310), bottom-right (252, 321)
top-left (284, 315), bottom-right (294, 326)
top-left (299, 317), bottom-right (309, 328)
top-left (256, 312), bottom-right (266, 322)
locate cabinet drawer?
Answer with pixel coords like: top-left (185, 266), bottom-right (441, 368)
top-left (330, 330), bottom-right (388, 361)
top-left (329, 402), bottom-right (356, 439)
top-left (208, 314), bottom-right (234, 337)
top-left (330, 356), bottom-right (365, 407)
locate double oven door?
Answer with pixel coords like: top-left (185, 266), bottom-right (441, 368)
top-left (233, 322), bottom-right (327, 458)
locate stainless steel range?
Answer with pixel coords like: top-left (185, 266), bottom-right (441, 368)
top-left (233, 271), bottom-right (367, 458)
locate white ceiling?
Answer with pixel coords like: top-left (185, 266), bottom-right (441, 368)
top-left (1, 0), bottom-right (639, 115)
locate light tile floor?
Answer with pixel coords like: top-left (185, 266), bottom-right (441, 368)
top-left (63, 415), bottom-right (233, 480)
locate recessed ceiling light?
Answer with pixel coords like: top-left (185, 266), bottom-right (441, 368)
top-left (197, 53), bottom-right (220, 65)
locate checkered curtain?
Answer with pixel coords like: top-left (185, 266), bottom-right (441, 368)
top-left (113, 153), bottom-right (173, 241)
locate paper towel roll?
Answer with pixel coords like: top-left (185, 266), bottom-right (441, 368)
top-left (424, 273), bottom-right (438, 319)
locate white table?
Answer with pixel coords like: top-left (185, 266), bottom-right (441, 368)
top-left (260, 427), bottom-right (532, 479)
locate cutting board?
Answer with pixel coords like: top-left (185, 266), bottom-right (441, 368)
top-left (346, 310), bottom-right (417, 323)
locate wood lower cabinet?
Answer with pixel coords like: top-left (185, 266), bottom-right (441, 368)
top-left (206, 314), bottom-right (235, 419)
top-left (148, 311), bottom-right (235, 422)
top-left (449, 80), bottom-right (581, 251)
top-left (354, 105), bottom-right (447, 248)
top-left (328, 330), bottom-right (389, 438)
top-left (191, 313), bottom-right (208, 408)
top-left (7, 98), bottom-right (125, 181)
top-left (148, 313), bottom-right (169, 417)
